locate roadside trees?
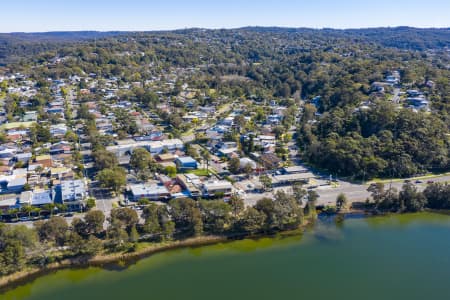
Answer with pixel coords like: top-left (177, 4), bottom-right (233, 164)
top-left (107, 208), bottom-right (139, 250)
top-left (67, 233), bottom-right (103, 256)
top-left (169, 198), bottom-right (203, 237)
top-left (110, 208), bottom-right (139, 233)
top-left (228, 157), bottom-right (241, 174)
top-left (142, 203), bottom-right (161, 235)
top-left (273, 191), bottom-right (303, 230)
top-left (200, 148), bottom-right (211, 172)
top-left (97, 167), bottom-right (126, 194)
top-left (239, 207), bottom-right (266, 234)
top-left (367, 183), bottom-right (385, 204)
top-left (130, 148), bottom-right (154, 179)
top-left (199, 200), bottom-right (231, 234)
top-left (336, 193), bottom-right (348, 211)
top-left (93, 149), bottom-right (118, 170)
top-left (35, 216), bottom-right (69, 247)
top-left (292, 183), bottom-right (307, 205)
top-left (255, 197), bottom-right (276, 231)
top-left (259, 174), bottom-right (273, 191)
top-left (399, 182), bottom-right (427, 212)
top-left (243, 163), bottom-right (253, 177)
top-left (305, 190), bottom-right (319, 216)
top-left (84, 210), bottom-right (105, 236)
top-left (423, 183), bottom-right (450, 209)
top-left (229, 195), bottom-right (245, 220)
top-left (0, 224), bottom-right (37, 276)
top-left (86, 197), bottom-right (96, 210)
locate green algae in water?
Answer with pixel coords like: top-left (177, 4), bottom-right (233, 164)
top-left (3, 213), bottom-right (450, 300)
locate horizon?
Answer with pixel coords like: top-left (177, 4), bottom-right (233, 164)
top-left (1, 0), bottom-right (449, 33)
top-left (2, 25), bottom-right (450, 35)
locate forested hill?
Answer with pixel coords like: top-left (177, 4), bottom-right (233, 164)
top-left (240, 27), bottom-right (450, 50)
top-left (341, 27), bottom-right (450, 50)
top-left (1, 27), bottom-right (449, 65)
top-left (0, 31), bottom-right (123, 65)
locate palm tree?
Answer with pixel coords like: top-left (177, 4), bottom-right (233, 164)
top-left (43, 203), bottom-right (56, 216)
top-left (32, 207), bottom-right (42, 219)
top-left (7, 208), bottom-right (19, 221)
top-left (56, 203), bottom-right (68, 214)
top-left (20, 204), bottom-right (33, 218)
top-left (200, 148), bottom-right (211, 173)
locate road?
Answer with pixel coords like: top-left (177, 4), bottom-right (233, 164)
top-left (392, 88), bottom-right (401, 104)
top-left (243, 174), bottom-right (450, 207)
top-left (9, 172), bottom-right (450, 228)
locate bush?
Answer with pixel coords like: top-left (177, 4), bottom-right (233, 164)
top-left (86, 198), bottom-right (96, 210)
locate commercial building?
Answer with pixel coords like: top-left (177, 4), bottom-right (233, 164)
top-left (106, 139), bottom-right (184, 157)
top-left (203, 180), bottom-right (233, 198)
top-left (128, 184), bottom-right (171, 201)
top-left (176, 174), bottom-right (201, 198)
top-left (271, 173), bottom-right (315, 186)
top-left (53, 179), bottom-right (87, 209)
top-left (175, 156), bottom-right (198, 170)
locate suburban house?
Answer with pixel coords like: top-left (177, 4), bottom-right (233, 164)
top-left (407, 97), bottom-right (429, 110)
top-left (50, 124), bottom-right (68, 137)
top-left (50, 142), bottom-right (72, 155)
top-left (35, 155), bottom-right (53, 168)
top-left (0, 146), bottom-right (17, 159)
top-left (22, 111), bottom-right (38, 122)
top-left (239, 157), bottom-right (258, 170)
top-left (15, 152), bottom-right (32, 164)
top-left (259, 153), bottom-right (282, 170)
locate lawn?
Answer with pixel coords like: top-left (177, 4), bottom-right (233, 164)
top-left (186, 169), bottom-right (212, 176)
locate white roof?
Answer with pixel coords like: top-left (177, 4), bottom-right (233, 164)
top-left (204, 180), bottom-right (233, 191)
top-left (130, 184), bottom-right (169, 196)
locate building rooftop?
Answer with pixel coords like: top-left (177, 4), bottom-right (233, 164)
top-left (204, 180), bottom-right (233, 191)
top-left (283, 166), bottom-right (309, 174)
top-left (272, 173), bottom-right (315, 185)
top-left (19, 191), bottom-right (33, 205)
top-left (32, 190), bottom-right (53, 206)
top-left (129, 184), bottom-right (169, 196)
top-left (176, 156), bottom-right (197, 164)
top-left (61, 180), bottom-right (86, 202)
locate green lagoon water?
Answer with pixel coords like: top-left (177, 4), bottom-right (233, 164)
top-left (3, 213), bottom-right (450, 300)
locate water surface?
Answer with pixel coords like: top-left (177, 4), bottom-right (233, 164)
top-left (3, 213), bottom-right (450, 300)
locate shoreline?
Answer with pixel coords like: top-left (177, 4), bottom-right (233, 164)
top-left (0, 235), bottom-right (226, 292)
top-left (0, 224), bottom-right (310, 293)
top-left (3, 209), bottom-right (448, 293)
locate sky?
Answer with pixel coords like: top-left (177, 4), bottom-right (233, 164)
top-left (1, 0), bottom-right (449, 32)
